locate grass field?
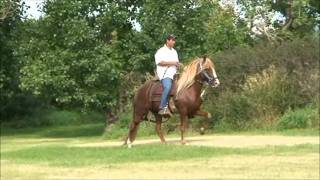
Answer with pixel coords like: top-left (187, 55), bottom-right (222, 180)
top-left (1, 123), bottom-right (319, 179)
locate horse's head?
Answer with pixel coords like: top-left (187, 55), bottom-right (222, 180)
top-left (197, 56), bottom-right (220, 87)
top-left (177, 56), bottom-right (220, 95)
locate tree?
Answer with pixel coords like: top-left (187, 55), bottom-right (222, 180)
top-left (137, 0), bottom-right (213, 60)
top-left (272, 0), bottom-right (319, 35)
top-left (206, 2), bottom-right (249, 53)
top-left (17, 0), bottom-right (135, 115)
top-left (237, 0), bottom-right (320, 42)
top-left (136, 0), bottom-right (250, 62)
top-left (0, 0), bottom-right (27, 120)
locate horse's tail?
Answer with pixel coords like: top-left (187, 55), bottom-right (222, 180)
top-left (133, 80), bottom-right (155, 106)
top-left (124, 80), bottom-right (156, 146)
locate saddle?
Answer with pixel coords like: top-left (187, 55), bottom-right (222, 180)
top-left (151, 81), bottom-right (176, 98)
top-left (149, 80), bottom-right (177, 113)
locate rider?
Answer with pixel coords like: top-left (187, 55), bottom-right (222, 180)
top-left (155, 34), bottom-right (180, 116)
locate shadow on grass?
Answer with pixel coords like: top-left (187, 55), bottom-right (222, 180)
top-left (1, 123), bottom-right (105, 138)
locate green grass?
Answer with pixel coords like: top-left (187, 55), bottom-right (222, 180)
top-left (1, 123), bottom-right (319, 179)
top-left (1, 122), bottom-right (318, 167)
top-left (2, 142), bottom-right (318, 167)
top-left (1, 121), bottom-right (318, 141)
top-left (210, 128), bottom-right (320, 136)
top-left (1, 123), bottom-right (105, 138)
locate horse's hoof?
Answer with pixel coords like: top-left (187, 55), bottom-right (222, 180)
top-left (127, 141), bottom-right (133, 148)
top-left (207, 113), bottom-right (212, 118)
top-left (161, 141), bottom-right (167, 145)
top-left (181, 141), bottom-right (188, 145)
top-left (200, 127), bottom-right (205, 135)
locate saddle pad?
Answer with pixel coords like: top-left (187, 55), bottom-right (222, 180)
top-left (151, 95), bottom-right (161, 102)
top-left (151, 81), bottom-right (176, 96)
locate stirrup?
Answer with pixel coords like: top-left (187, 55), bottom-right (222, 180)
top-left (158, 106), bottom-right (172, 117)
top-left (169, 98), bottom-right (176, 113)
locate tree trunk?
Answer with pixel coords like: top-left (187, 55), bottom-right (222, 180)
top-left (0, 0), bottom-right (13, 22)
top-left (282, 0), bottom-right (294, 30)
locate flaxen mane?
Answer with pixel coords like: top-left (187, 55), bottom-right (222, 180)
top-left (177, 57), bottom-right (214, 96)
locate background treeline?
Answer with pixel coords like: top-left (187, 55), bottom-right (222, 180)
top-left (0, 0), bottom-right (319, 132)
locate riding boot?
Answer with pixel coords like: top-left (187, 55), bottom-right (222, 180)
top-left (158, 106), bottom-right (172, 117)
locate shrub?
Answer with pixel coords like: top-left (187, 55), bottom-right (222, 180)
top-left (277, 106), bottom-right (319, 130)
top-left (0, 93), bottom-right (48, 122)
top-left (206, 36), bottom-right (319, 131)
top-left (208, 90), bottom-right (254, 130)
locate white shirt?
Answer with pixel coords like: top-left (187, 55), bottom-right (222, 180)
top-left (155, 45), bottom-right (179, 80)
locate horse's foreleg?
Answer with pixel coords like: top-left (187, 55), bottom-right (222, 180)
top-left (123, 135), bottom-right (129, 145)
top-left (155, 115), bottom-right (166, 144)
top-left (195, 110), bottom-right (211, 135)
top-left (180, 115), bottom-right (188, 145)
top-left (195, 110), bottom-right (211, 118)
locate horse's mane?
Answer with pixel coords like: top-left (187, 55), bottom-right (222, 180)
top-left (177, 57), bottom-right (214, 96)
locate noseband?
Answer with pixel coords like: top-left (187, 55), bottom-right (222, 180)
top-left (201, 70), bottom-right (217, 84)
top-left (198, 57), bottom-right (218, 84)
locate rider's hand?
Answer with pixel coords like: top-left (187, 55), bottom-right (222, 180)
top-left (176, 62), bottom-right (183, 67)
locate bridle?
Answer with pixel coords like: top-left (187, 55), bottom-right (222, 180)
top-left (198, 57), bottom-right (218, 85)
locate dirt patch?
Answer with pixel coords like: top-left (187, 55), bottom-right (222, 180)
top-left (73, 135), bottom-right (319, 148)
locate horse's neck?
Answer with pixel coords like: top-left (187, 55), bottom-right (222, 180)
top-left (191, 81), bottom-right (203, 96)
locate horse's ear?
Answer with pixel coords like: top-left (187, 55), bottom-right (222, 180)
top-left (202, 55), bottom-right (207, 63)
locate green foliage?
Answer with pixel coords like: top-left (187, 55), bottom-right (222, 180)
top-left (206, 6), bottom-right (248, 52)
top-left (1, 123), bottom-right (105, 138)
top-left (277, 106), bottom-right (319, 130)
top-left (0, 0), bottom-right (26, 120)
top-left (2, 0), bottom-right (319, 131)
top-left (16, 1), bottom-right (137, 111)
top-left (272, 0), bottom-right (320, 31)
top-left (210, 91), bottom-right (254, 130)
top-left (208, 36), bottom-right (319, 130)
top-left (1, 108), bottom-right (104, 128)
top-left (0, 93), bottom-right (48, 122)
top-left (138, 0), bottom-right (248, 60)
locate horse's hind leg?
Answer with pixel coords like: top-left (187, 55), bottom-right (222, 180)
top-left (126, 113), bottom-right (143, 148)
top-left (155, 115), bottom-right (166, 144)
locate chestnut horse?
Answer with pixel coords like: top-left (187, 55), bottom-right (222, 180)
top-left (124, 56), bottom-right (220, 147)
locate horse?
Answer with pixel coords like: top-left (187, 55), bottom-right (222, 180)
top-left (124, 56), bottom-right (220, 147)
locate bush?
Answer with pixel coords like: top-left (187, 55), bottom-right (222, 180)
top-left (277, 106), bottom-right (319, 130)
top-left (206, 36), bottom-right (319, 131)
top-left (0, 93), bottom-right (48, 122)
top-left (208, 90), bottom-right (254, 130)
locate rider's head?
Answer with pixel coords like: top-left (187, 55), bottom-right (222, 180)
top-left (165, 34), bottom-right (176, 48)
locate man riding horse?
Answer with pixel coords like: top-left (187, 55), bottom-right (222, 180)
top-left (155, 34), bottom-right (181, 116)
top-left (124, 34), bottom-right (220, 147)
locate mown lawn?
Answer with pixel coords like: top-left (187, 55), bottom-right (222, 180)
top-left (1, 123), bottom-right (319, 179)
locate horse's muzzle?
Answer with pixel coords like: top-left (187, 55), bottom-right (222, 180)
top-left (212, 78), bottom-right (220, 87)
